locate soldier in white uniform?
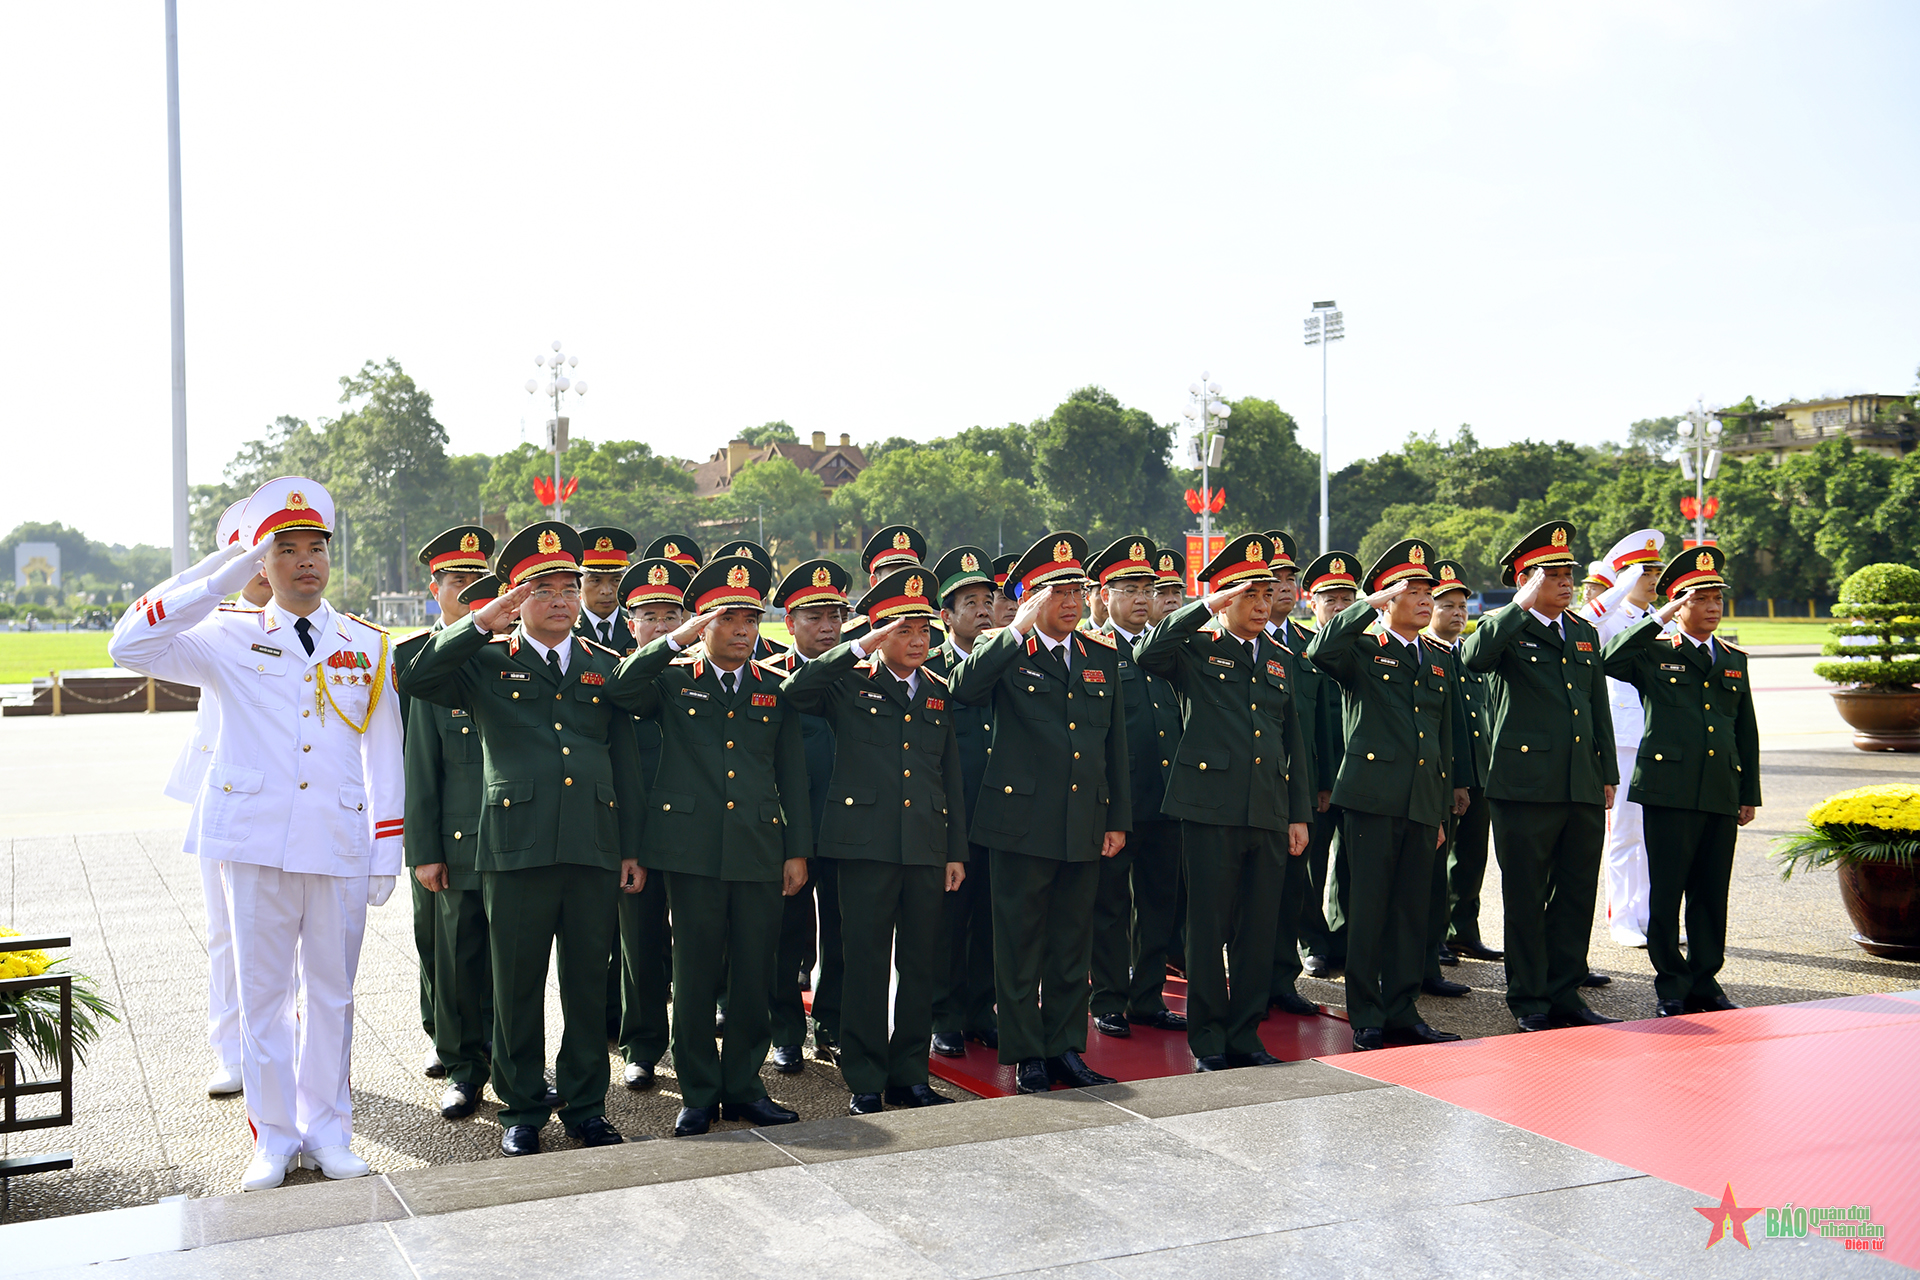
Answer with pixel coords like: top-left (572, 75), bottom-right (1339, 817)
top-left (157, 500), bottom-right (277, 1097)
top-left (110, 477), bottom-right (404, 1192)
top-left (1581, 529), bottom-right (1665, 948)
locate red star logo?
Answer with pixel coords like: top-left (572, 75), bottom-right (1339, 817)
top-left (1695, 1183), bottom-right (1763, 1249)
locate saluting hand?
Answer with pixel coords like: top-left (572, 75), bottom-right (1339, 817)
top-left (1203, 581), bottom-right (1252, 614)
top-left (1364, 579), bottom-right (1410, 612)
top-left (1512, 567), bottom-right (1547, 613)
top-left (670, 608), bottom-right (724, 648)
top-left (859, 617), bottom-right (906, 653)
top-left (1653, 588), bottom-right (1691, 627)
top-left (1010, 584), bottom-right (1053, 636)
top-left (473, 581), bottom-right (533, 633)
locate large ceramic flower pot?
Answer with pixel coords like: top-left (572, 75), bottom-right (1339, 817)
top-left (1829, 687), bottom-right (1920, 752)
top-left (1837, 859), bottom-right (1920, 959)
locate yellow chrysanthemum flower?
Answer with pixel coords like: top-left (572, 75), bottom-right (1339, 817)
top-left (1807, 784), bottom-right (1920, 833)
top-left (0, 925), bottom-right (53, 979)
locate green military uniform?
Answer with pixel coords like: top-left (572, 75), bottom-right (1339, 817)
top-left (1602, 546), bottom-right (1760, 1011)
top-left (1305, 540), bottom-right (1460, 1042)
top-left (949, 533), bottom-right (1131, 1083)
top-left (1088, 538), bottom-right (1188, 1030)
top-left (398, 524), bottom-right (645, 1146)
top-left (1459, 522), bottom-right (1617, 1026)
top-left (1443, 623), bottom-right (1496, 953)
top-left (576, 527), bottom-right (639, 661)
top-left (1419, 560), bottom-right (1491, 988)
top-left (607, 554), bottom-right (811, 1123)
top-left (923, 547), bottom-right (1000, 1049)
top-left (1137, 535), bottom-right (1313, 1064)
top-left (1297, 552), bottom-right (1360, 972)
top-left (708, 540), bottom-right (789, 661)
top-left (780, 566), bottom-right (968, 1105)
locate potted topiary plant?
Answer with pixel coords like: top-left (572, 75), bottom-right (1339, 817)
top-left (1773, 784), bottom-right (1920, 958)
top-left (1815, 563), bottom-right (1920, 752)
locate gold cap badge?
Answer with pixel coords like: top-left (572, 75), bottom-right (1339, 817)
top-left (892, 531), bottom-right (912, 551)
top-left (1551, 527), bottom-right (1568, 547)
top-left (1409, 545), bottom-right (1426, 564)
top-left (812, 565), bottom-right (832, 587)
top-left (1246, 540), bottom-right (1264, 563)
top-left (906, 575), bottom-right (924, 598)
top-left (1330, 557), bottom-right (1346, 573)
top-left (537, 530), bottom-right (561, 554)
top-left (1129, 542), bottom-right (1145, 561)
top-left (647, 565), bottom-right (669, 585)
top-left (663, 541), bottom-right (680, 558)
top-left (1053, 540), bottom-right (1072, 563)
top-left (286, 491), bottom-right (306, 510)
top-left (961, 552), bottom-right (979, 572)
top-left (460, 532), bottom-right (480, 553)
top-left (595, 536), bottom-right (614, 551)
top-left (1697, 550), bottom-right (1713, 571)
top-left (727, 564), bottom-right (750, 588)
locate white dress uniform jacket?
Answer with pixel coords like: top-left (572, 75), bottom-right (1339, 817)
top-left (110, 581), bottom-right (404, 876)
top-left (1584, 572), bottom-right (1653, 748)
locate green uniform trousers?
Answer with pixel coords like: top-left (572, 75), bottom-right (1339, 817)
top-left (989, 849), bottom-right (1098, 1064)
top-left (1489, 799), bottom-right (1605, 1019)
top-left (1183, 822), bottom-right (1286, 1058)
top-left (808, 857), bottom-right (845, 1043)
top-left (429, 884), bottom-right (492, 1086)
top-left (933, 843), bottom-right (996, 1036)
top-left (412, 877), bottom-right (437, 1036)
top-left (1091, 821), bottom-right (1182, 1019)
top-left (837, 860), bottom-right (945, 1093)
top-left (664, 870), bottom-right (783, 1109)
top-left (1301, 806), bottom-right (1348, 961)
top-left (1423, 821), bottom-right (1451, 983)
top-left (769, 885), bottom-right (816, 1049)
top-left (1445, 787), bottom-right (1493, 947)
top-left (615, 874), bottom-right (671, 1067)
top-left (1342, 812), bottom-right (1436, 1031)
top-left (482, 863), bottom-right (617, 1130)
top-left (1270, 827), bottom-right (1313, 998)
top-left (1642, 805), bottom-right (1737, 1005)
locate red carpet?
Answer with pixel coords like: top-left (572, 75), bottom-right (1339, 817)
top-left (923, 973), bottom-right (1358, 1099)
top-left (1332, 991), bottom-right (1920, 1270)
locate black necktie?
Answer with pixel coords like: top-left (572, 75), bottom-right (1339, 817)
top-left (294, 616), bottom-right (315, 656)
top-left (599, 620), bottom-right (612, 645)
top-left (547, 648), bottom-right (562, 678)
top-left (722, 669), bottom-right (736, 696)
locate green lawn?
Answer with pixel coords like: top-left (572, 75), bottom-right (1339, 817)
top-left (1716, 617), bottom-right (1832, 647)
top-left (0, 632), bottom-right (116, 682)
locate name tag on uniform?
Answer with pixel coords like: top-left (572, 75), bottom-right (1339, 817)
top-left (1266, 660), bottom-right (1287, 679)
top-left (1208, 656), bottom-right (1236, 668)
top-left (1018, 666), bottom-right (1048, 680)
top-left (251, 643), bottom-right (282, 657)
top-left (858, 689), bottom-right (887, 701)
top-left (579, 671), bottom-right (605, 686)
top-left (449, 708), bottom-right (468, 717)
top-left (751, 692), bottom-right (777, 707)
top-left (1083, 669), bottom-right (1106, 684)
top-left (499, 670), bottom-right (532, 681)
top-left (926, 697), bottom-right (945, 711)
top-left (1659, 663), bottom-right (1686, 672)
top-left (679, 687), bottom-right (710, 699)
top-left (1575, 641), bottom-right (1593, 652)
top-left (1430, 664), bottom-right (1446, 677)
top-left (1373, 654), bottom-right (1398, 667)
top-left (1519, 640), bottom-right (1540, 649)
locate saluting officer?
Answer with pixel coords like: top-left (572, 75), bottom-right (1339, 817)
top-left (707, 539), bottom-right (788, 659)
top-left (1417, 561), bottom-right (1480, 997)
top-left (950, 533), bottom-right (1130, 1095)
top-left (607, 556), bottom-right (692, 1090)
top-left (395, 525), bottom-right (497, 1119)
top-left (111, 477), bottom-right (403, 1191)
top-left (608, 555), bottom-right (812, 1136)
top-left (757, 559), bottom-right (852, 1072)
top-left (399, 521), bottom-right (646, 1157)
top-left (1460, 522), bottom-right (1619, 1032)
top-left (1602, 546), bottom-right (1759, 1016)
top-left (1137, 535), bottom-right (1312, 1069)
top-left (575, 527), bottom-right (638, 653)
top-left (644, 533), bottom-right (703, 573)
top-left (924, 546), bottom-right (1001, 1057)
top-left (782, 567), bottom-right (968, 1113)
top-left (1306, 539), bottom-right (1464, 1051)
top-left (1296, 552), bottom-right (1359, 978)
top-left (1259, 530), bottom-right (1338, 1017)
top-left (1087, 537), bottom-right (1188, 1038)
top-left (989, 552), bottom-right (1020, 629)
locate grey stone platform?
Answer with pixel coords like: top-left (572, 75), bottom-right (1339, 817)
top-left (6, 1062), bottom-right (1902, 1279)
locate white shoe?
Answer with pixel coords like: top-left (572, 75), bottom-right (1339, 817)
top-left (241, 1149), bottom-right (296, 1192)
top-left (206, 1062), bottom-right (245, 1096)
top-left (299, 1145), bottom-right (370, 1180)
top-left (1611, 929), bottom-right (1648, 949)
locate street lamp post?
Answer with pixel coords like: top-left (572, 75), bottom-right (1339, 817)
top-left (1675, 401), bottom-right (1723, 546)
top-left (524, 340), bottom-right (589, 521)
top-left (1303, 301), bottom-right (1344, 555)
top-left (1182, 374), bottom-right (1232, 551)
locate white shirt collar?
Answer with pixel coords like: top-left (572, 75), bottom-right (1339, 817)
top-left (1110, 623), bottom-right (1141, 645)
top-left (521, 629), bottom-right (571, 674)
top-left (1385, 625), bottom-right (1422, 651)
top-left (1528, 607), bottom-right (1566, 632)
top-left (282, 600), bottom-right (336, 659)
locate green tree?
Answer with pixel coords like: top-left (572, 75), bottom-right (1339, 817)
top-left (1356, 504), bottom-right (1521, 589)
top-left (1316, 454), bottom-right (1434, 555)
top-left (1031, 386), bottom-right (1182, 547)
top-left (1216, 398), bottom-right (1318, 541)
top-left (710, 457), bottom-right (831, 565)
top-left (738, 421), bottom-right (797, 446)
top-left (833, 444), bottom-right (1044, 561)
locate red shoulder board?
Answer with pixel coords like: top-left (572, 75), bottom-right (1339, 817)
top-left (750, 692), bottom-right (777, 707)
top-left (580, 671), bottom-right (605, 686)
top-left (926, 696), bottom-right (945, 711)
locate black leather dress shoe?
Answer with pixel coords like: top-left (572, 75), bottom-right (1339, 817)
top-left (1549, 1006), bottom-right (1622, 1028)
top-left (721, 1097), bottom-right (798, 1126)
top-left (1388, 1022), bottom-right (1461, 1045)
top-left (1655, 999), bottom-right (1687, 1018)
top-left (1302, 954), bottom-right (1336, 979)
top-left (1684, 994), bottom-right (1740, 1013)
top-left (1581, 971), bottom-right (1612, 988)
top-left (1225, 1049), bottom-right (1284, 1067)
top-left (500, 1124), bottom-right (540, 1156)
top-left (1014, 1059), bottom-right (1051, 1094)
top-left (812, 1028), bottom-right (837, 1062)
top-left (1268, 990), bottom-right (1318, 1017)
top-left (771, 1044), bottom-right (804, 1074)
top-left (966, 1027), bottom-right (1000, 1050)
top-left (568, 1116), bottom-right (625, 1148)
top-left (1193, 1054), bottom-right (1231, 1072)
top-left (439, 1081), bottom-right (480, 1120)
top-left (673, 1105), bottom-right (715, 1137)
top-left (931, 1031), bottom-right (965, 1057)
top-left (1093, 1012), bottom-right (1131, 1038)
top-left (848, 1092), bottom-right (884, 1116)
top-left (1515, 1013), bottom-right (1551, 1032)
top-left (884, 1083), bottom-right (954, 1108)
top-left (1352, 1028), bottom-right (1385, 1051)
top-left (1436, 944), bottom-right (1459, 967)
top-left (1421, 976), bottom-right (1471, 997)
top-left (1045, 1050), bottom-right (1116, 1088)
top-left (539, 1085), bottom-right (563, 1109)
top-left (623, 1061), bottom-right (655, 1091)
top-left (1127, 1009), bottom-right (1187, 1031)
top-left (1449, 937), bottom-right (1504, 962)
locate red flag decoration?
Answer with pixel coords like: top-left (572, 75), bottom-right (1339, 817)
top-left (1185, 488), bottom-right (1228, 514)
top-left (1184, 489), bottom-right (1203, 514)
top-left (1209, 487), bottom-right (1226, 513)
top-left (1679, 495), bottom-right (1697, 519)
top-left (532, 476), bottom-right (556, 505)
top-left (1703, 495), bottom-right (1719, 519)
top-left (560, 477), bottom-right (580, 502)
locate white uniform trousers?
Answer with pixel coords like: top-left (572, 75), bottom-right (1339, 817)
top-left (1602, 747), bottom-right (1650, 944)
top-left (224, 862), bottom-right (368, 1157)
top-left (200, 857), bottom-right (243, 1065)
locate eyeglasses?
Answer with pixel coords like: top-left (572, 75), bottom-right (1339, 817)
top-left (529, 587), bottom-right (582, 603)
top-left (1106, 584), bottom-right (1152, 598)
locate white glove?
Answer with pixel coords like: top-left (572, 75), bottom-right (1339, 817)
top-left (180, 543), bottom-right (241, 587)
top-left (367, 876), bottom-right (396, 907)
top-left (206, 540), bottom-right (265, 597)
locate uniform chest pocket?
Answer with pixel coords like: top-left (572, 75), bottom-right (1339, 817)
top-left (1010, 681), bottom-right (1055, 720)
top-left (1425, 675), bottom-right (1448, 693)
top-left (1077, 684), bottom-right (1112, 725)
top-left (443, 710), bottom-right (482, 762)
top-left (669, 688), bottom-right (718, 720)
top-left (489, 675), bottom-right (543, 718)
top-left (570, 682), bottom-right (612, 736)
top-left (845, 695), bottom-right (899, 742)
top-left (230, 651), bottom-right (293, 707)
top-left (1719, 674), bottom-right (1744, 693)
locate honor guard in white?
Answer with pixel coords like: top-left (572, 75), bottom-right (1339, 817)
top-left (110, 477), bottom-right (403, 1192)
top-left (151, 500), bottom-right (276, 1098)
top-left (1582, 529), bottom-right (1665, 947)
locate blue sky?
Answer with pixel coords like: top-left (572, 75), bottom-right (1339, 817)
top-left (4, 2), bottom-right (1916, 547)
